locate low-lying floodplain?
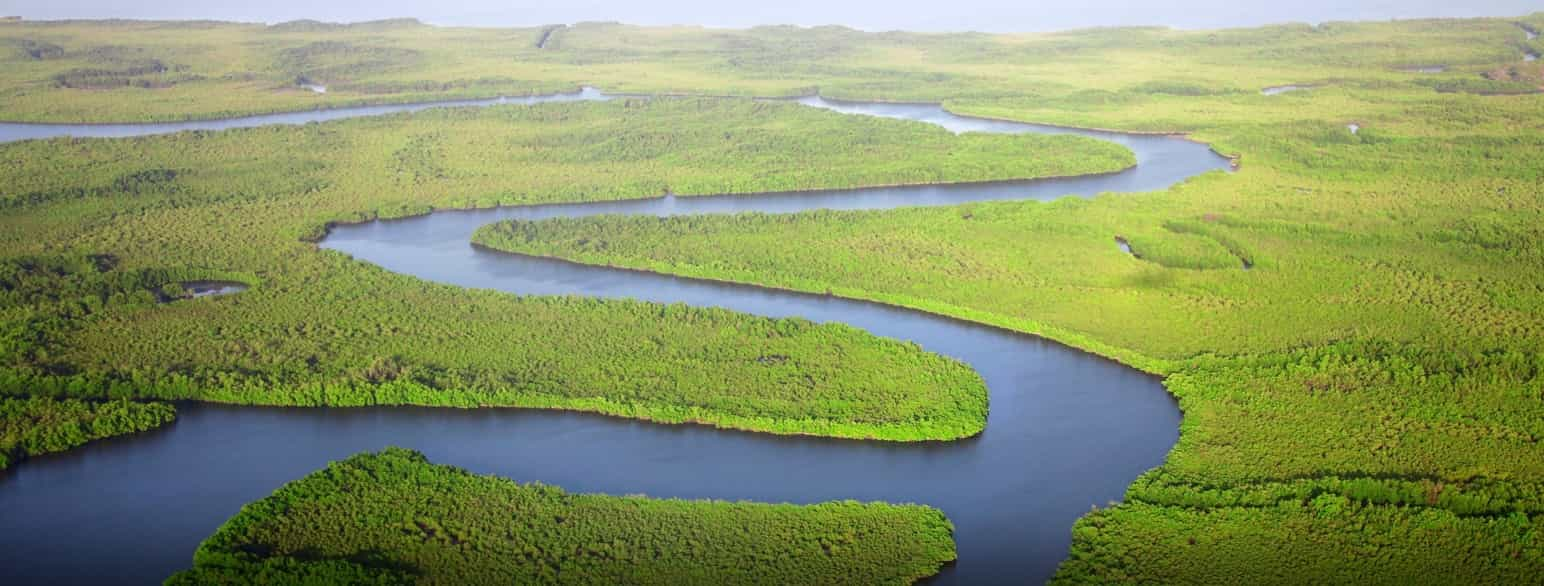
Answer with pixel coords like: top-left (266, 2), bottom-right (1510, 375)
top-left (0, 11), bottom-right (1542, 585)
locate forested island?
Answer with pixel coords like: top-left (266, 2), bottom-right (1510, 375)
top-left (168, 448), bottom-right (957, 585)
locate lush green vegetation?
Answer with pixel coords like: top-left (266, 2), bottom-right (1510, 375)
top-left (451, 16), bottom-right (1544, 584)
top-left (0, 16), bottom-right (1540, 123)
top-left (0, 98), bottom-right (1139, 441)
top-left (168, 448), bottom-right (957, 585)
top-left (0, 396), bottom-right (175, 470)
top-left (1056, 500), bottom-right (1540, 585)
top-left (488, 114), bottom-right (1544, 579)
top-left (3, 13), bottom-right (1544, 583)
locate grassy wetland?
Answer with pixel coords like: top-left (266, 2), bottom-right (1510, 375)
top-left (0, 10), bottom-right (1542, 585)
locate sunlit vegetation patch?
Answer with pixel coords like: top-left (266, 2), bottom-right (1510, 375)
top-left (0, 14), bottom-right (1542, 581)
top-left (2, 247), bottom-right (986, 441)
top-left (1109, 218), bottom-right (1254, 270)
top-left (0, 396), bottom-right (174, 470)
top-left (168, 448), bottom-right (957, 585)
top-left (0, 15), bottom-right (1535, 122)
top-left (1121, 231), bottom-right (1237, 270)
top-left (1054, 500), bottom-right (1541, 585)
top-left (0, 98), bottom-right (1124, 440)
top-left (1059, 418), bottom-right (1544, 582)
top-left (461, 50), bottom-right (1544, 580)
top-left (1158, 218), bottom-right (1253, 268)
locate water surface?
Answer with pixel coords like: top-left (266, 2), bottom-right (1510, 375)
top-left (0, 90), bottom-right (1231, 585)
top-left (1261, 84), bottom-right (1311, 95)
top-left (178, 280), bottom-right (248, 298)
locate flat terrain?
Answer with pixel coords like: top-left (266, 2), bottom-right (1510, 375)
top-left (1, 13), bottom-right (1542, 584)
top-left (0, 17), bottom-right (1540, 123)
top-left (0, 98), bottom-right (1136, 441)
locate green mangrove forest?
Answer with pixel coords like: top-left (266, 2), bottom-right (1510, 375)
top-left (0, 395), bottom-right (175, 470)
top-left (0, 98), bottom-right (1143, 442)
top-left (168, 448), bottom-right (957, 585)
top-left (0, 11), bottom-right (1541, 585)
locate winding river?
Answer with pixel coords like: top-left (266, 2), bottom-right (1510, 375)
top-left (0, 89), bottom-right (1231, 585)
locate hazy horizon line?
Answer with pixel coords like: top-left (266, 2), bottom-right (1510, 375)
top-left (3, 11), bottom-right (1539, 36)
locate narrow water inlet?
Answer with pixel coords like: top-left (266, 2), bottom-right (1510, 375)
top-left (1517, 22), bottom-right (1538, 60)
top-left (179, 280), bottom-right (248, 298)
top-left (1115, 236), bottom-right (1136, 256)
top-left (1261, 85), bottom-right (1311, 95)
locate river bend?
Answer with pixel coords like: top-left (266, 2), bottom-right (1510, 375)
top-left (0, 89), bottom-right (1231, 584)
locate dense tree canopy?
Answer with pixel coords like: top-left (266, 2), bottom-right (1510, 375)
top-left (168, 448), bottom-right (957, 585)
top-left (0, 396), bottom-right (175, 470)
top-left (0, 98), bottom-right (1138, 441)
top-left (1, 13), bottom-right (1542, 584)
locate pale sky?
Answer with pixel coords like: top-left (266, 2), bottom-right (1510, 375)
top-left (2, 0), bottom-right (1540, 33)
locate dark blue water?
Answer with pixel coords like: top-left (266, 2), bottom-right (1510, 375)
top-left (0, 90), bottom-right (1231, 585)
